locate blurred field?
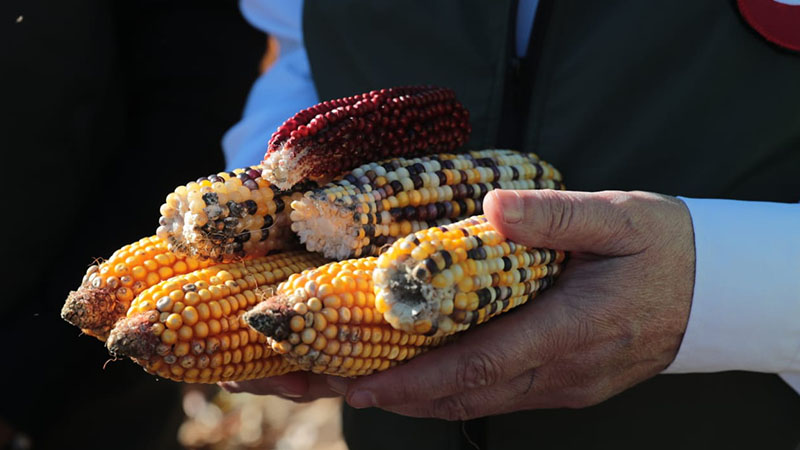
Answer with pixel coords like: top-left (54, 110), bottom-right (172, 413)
top-left (178, 387), bottom-right (347, 450)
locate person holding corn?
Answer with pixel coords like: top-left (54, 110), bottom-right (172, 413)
top-left (221, 1), bottom-right (800, 448)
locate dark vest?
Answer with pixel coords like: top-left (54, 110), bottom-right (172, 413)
top-left (304, 1), bottom-right (800, 448)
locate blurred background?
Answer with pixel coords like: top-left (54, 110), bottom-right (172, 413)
top-left (1, 1), bottom-right (345, 448)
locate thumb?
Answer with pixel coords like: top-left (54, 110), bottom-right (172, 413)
top-left (483, 189), bottom-right (638, 255)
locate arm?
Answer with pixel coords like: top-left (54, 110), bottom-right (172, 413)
top-left (222, 0), bottom-right (318, 171)
top-left (664, 197), bottom-right (800, 391)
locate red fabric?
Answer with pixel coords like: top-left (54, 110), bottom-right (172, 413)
top-left (738, 0), bottom-right (800, 52)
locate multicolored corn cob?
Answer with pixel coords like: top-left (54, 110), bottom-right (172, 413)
top-left (62, 236), bottom-right (215, 341)
top-left (156, 166), bottom-right (308, 262)
top-left (106, 250), bottom-right (329, 383)
top-left (289, 149), bottom-right (564, 259)
top-left (245, 257), bottom-right (448, 377)
top-left (373, 215), bottom-right (566, 337)
top-left (262, 86), bottom-right (471, 190)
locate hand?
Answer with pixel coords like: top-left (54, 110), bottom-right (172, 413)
top-left (326, 189), bottom-right (696, 420)
top-left (219, 372), bottom-right (340, 402)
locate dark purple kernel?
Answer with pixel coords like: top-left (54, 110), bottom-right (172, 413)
top-left (263, 215), bottom-right (274, 228)
top-left (465, 184), bottom-right (475, 198)
top-left (426, 204), bottom-right (438, 220)
top-left (235, 230), bottom-right (251, 243)
top-left (443, 202), bottom-right (454, 218)
top-left (476, 289), bottom-right (492, 308)
top-left (243, 180), bottom-right (259, 190)
top-left (403, 206), bottom-right (417, 220)
top-left (243, 200), bottom-right (258, 215)
top-left (227, 201), bottom-right (245, 218)
top-left (222, 217), bottom-right (239, 230)
top-left (259, 227), bottom-right (270, 241)
top-left (275, 197), bottom-right (285, 213)
top-left (390, 180), bottom-right (403, 193)
top-left (202, 192), bottom-right (219, 205)
top-left (246, 169), bottom-right (261, 179)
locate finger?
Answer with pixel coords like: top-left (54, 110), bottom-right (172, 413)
top-left (219, 372), bottom-right (340, 402)
top-left (219, 372), bottom-right (309, 398)
top-left (343, 290), bottom-right (577, 409)
top-left (483, 189), bottom-right (643, 255)
top-left (380, 370), bottom-right (538, 420)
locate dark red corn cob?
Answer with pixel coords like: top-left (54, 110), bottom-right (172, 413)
top-left (262, 85), bottom-right (471, 190)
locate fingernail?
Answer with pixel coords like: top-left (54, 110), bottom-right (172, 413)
top-left (498, 190), bottom-right (523, 224)
top-left (348, 390), bottom-right (376, 409)
top-left (326, 376), bottom-right (349, 395)
top-left (277, 386), bottom-right (303, 398)
top-left (218, 382), bottom-right (239, 393)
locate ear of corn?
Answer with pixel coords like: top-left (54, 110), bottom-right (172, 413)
top-left (106, 250), bottom-right (329, 383)
top-left (62, 236), bottom-right (215, 341)
top-left (244, 257), bottom-right (448, 377)
top-left (373, 215), bottom-right (566, 337)
top-left (290, 149), bottom-right (564, 260)
top-left (262, 86), bottom-right (471, 190)
top-left (156, 166), bottom-right (309, 263)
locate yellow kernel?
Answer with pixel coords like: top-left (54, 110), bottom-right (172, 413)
top-left (289, 315), bottom-right (305, 333)
top-left (165, 313), bottom-right (183, 330)
top-left (168, 289), bottom-right (184, 302)
top-left (161, 329), bottom-right (178, 345)
top-left (198, 289), bottom-right (212, 302)
top-left (145, 272), bottom-right (160, 286)
top-left (301, 328), bottom-right (317, 344)
top-left (174, 342), bottom-right (190, 357)
top-left (181, 306), bottom-right (199, 326)
top-left (209, 301), bottom-right (222, 319)
top-left (131, 266), bottom-right (147, 280)
top-left (178, 325), bottom-right (193, 341)
top-left (196, 303), bottom-right (210, 320)
top-left (323, 295), bottom-right (342, 309)
top-left (194, 322), bottom-right (209, 339)
top-left (308, 297), bottom-right (323, 312)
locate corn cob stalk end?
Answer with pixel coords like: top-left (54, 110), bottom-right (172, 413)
top-left (62, 288), bottom-right (126, 340)
top-left (106, 310), bottom-right (161, 360)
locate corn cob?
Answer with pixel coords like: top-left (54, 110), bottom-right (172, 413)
top-left (290, 149), bottom-right (564, 260)
top-left (156, 166), bottom-right (309, 262)
top-left (106, 250), bottom-right (329, 383)
top-left (262, 86), bottom-right (471, 190)
top-left (245, 257), bottom-right (449, 377)
top-left (373, 215), bottom-right (566, 337)
top-left (62, 236), bottom-right (215, 341)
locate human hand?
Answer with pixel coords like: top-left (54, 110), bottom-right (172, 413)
top-left (325, 189), bottom-right (696, 419)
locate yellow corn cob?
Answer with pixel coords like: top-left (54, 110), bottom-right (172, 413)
top-left (289, 149), bottom-right (564, 260)
top-left (373, 215), bottom-right (566, 337)
top-left (62, 236), bottom-right (215, 341)
top-left (106, 250), bottom-right (329, 383)
top-left (244, 257), bottom-right (448, 377)
top-left (156, 166), bottom-right (309, 262)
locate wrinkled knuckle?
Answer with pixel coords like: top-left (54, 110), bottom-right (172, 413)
top-left (541, 192), bottom-right (576, 241)
top-left (457, 351), bottom-right (502, 390)
top-left (432, 396), bottom-right (475, 421)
